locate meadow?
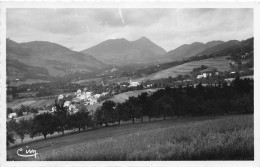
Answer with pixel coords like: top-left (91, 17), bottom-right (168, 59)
top-left (137, 56), bottom-right (230, 81)
top-left (7, 114), bottom-right (253, 160)
top-left (7, 98), bottom-right (55, 110)
top-left (86, 88), bottom-right (161, 111)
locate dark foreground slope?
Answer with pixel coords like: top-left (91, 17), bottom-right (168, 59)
top-left (7, 114), bottom-right (253, 161)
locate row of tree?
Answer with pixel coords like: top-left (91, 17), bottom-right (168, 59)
top-left (7, 100), bottom-right (93, 146)
top-left (94, 77), bottom-right (253, 126)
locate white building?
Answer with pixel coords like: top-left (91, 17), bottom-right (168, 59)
top-left (8, 112), bottom-right (17, 119)
top-left (94, 94), bottom-right (101, 99)
top-left (68, 104), bottom-right (77, 113)
top-left (197, 74), bottom-right (205, 79)
top-left (51, 106), bottom-right (56, 112)
top-left (76, 89), bottom-right (82, 97)
top-left (128, 78), bottom-right (140, 87)
top-left (63, 101), bottom-right (71, 107)
top-left (58, 94), bottom-right (64, 100)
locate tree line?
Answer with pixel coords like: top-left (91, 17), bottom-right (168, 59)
top-left (7, 99), bottom-right (93, 146)
top-left (7, 77), bottom-right (253, 147)
top-left (94, 77), bottom-right (253, 126)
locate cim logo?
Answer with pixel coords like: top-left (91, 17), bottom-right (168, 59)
top-left (17, 146), bottom-right (38, 158)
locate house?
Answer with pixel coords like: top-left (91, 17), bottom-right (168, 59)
top-left (58, 94), bottom-right (64, 100)
top-left (197, 74), bottom-right (204, 79)
top-left (85, 92), bottom-right (92, 97)
top-left (197, 67), bottom-right (217, 79)
top-left (37, 110), bottom-right (50, 115)
top-left (51, 106), bottom-right (56, 112)
top-left (8, 112), bottom-right (17, 119)
top-left (76, 89), bottom-right (82, 97)
top-left (94, 94), bottom-right (101, 99)
top-left (102, 92), bottom-right (109, 96)
top-left (63, 101), bottom-right (71, 107)
top-left (68, 104), bottom-right (77, 113)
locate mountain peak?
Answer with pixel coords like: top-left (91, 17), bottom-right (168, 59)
top-left (190, 42), bottom-right (204, 46)
top-left (136, 36), bottom-right (150, 42)
top-left (81, 36), bottom-right (166, 65)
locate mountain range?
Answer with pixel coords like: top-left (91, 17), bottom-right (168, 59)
top-left (6, 36), bottom-right (253, 83)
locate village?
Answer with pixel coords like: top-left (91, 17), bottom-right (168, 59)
top-left (7, 63), bottom-right (253, 122)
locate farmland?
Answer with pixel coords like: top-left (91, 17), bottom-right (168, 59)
top-left (108, 88), bottom-right (160, 103)
top-left (7, 114), bottom-right (253, 160)
top-left (86, 88), bottom-right (161, 111)
top-left (8, 79), bottom-right (51, 87)
top-left (136, 56), bottom-right (230, 81)
top-left (7, 98), bottom-right (55, 110)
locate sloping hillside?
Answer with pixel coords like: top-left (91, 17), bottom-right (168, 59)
top-left (167, 41), bottom-right (224, 61)
top-left (136, 56), bottom-right (230, 81)
top-left (7, 39), bottom-right (107, 82)
top-left (81, 37), bottom-right (167, 65)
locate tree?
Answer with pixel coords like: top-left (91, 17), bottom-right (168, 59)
top-left (114, 103), bottom-right (129, 125)
top-left (15, 108), bottom-right (23, 117)
top-left (153, 95), bottom-right (174, 120)
top-left (15, 119), bottom-right (31, 143)
top-left (137, 92), bottom-right (148, 123)
top-left (146, 98), bottom-right (154, 122)
top-left (53, 99), bottom-right (68, 135)
top-left (94, 107), bottom-right (103, 127)
top-left (19, 105), bottom-right (30, 115)
top-left (30, 108), bottom-right (38, 115)
top-left (68, 105), bottom-right (91, 132)
top-left (31, 113), bottom-right (56, 140)
top-left (127, 97), bottom-right (142, 124)
top-left (6, 120), bottom-right (17, 147)
top-left (100, 100), bottom-right (116, 126)
top-left (7, 132), bottom-right (15, 147)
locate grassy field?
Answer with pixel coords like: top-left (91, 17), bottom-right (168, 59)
top-left (86, 88), bottom-right (161, 111)
top-left (7, 114), bottom-right (253, 161)
top-left (109, 88), bottom-right (161, 103)
top-left (7, 98), bottom-right (55, 110)
top-left (136, 56), bottom-right (230, 82)
top-left (8, 79), bottom-right (51, 87)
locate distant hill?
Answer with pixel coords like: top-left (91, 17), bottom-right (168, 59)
top-left (81, 37), bottom-right (167, 65)
top-left (200, 38), bottom-right (253, 57)
top-left (6, 39), bottom-right (107, 82)
top-left (136, 56), bottom-right (230, 82)
top-left (167, 41), bottom-right (224, 61)
top-left (196, 40), bottom-right (241, 56)
top-left (136, 37), bottom-right (253, 81)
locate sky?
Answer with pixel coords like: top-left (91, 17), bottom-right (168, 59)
top-left (7, 8), bottom-right (253, 51)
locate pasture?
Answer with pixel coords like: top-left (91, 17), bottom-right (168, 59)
top-left (136, 56), bottom-right (230, 81)
top-left (7, 114), bottom-right (253, 160)
top-left (7, 98), bottom-right (55, 110)
top-left (8, 79), bottom-right (50, 87)
top-left (86, 88), bottom-right (161, 111)
top-left (109, 88), bottom-right (160, 103)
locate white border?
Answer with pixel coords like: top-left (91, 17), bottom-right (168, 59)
top-left (0, 1), bottom-right (259, 167)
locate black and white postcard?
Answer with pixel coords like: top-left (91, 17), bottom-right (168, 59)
top-left (0, 1), bottom-right (259, 167)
